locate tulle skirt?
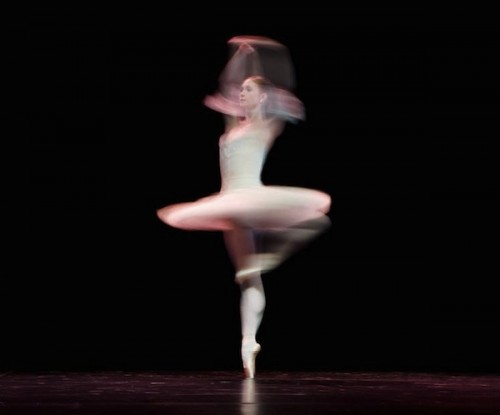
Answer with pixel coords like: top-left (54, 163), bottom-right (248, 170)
top-left (157, 186), bottom-right (331, 231)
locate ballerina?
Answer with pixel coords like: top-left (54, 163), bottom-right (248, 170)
top-left (157, 36), bottom-right (332, 378)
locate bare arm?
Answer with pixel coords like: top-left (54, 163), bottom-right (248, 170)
top-left (204, 37), bottom-right (305, 124)
top-left (218, 42), bottom-right (259, 96)
top-left (203, 42), bottom-right (258, 119)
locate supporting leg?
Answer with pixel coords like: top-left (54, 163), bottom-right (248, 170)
top-left (224, 228), bottom-right (266, 378)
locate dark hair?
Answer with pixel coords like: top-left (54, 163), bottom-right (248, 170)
top-left (243, 75), bottom-right (305, 123)
top-left (245, 75), bottom-right (275, 91)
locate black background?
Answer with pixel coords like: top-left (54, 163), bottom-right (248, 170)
top-left (16, 12), bottom-right (499, 373)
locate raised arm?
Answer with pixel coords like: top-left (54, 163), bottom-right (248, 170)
top-left (203, 42), bottom-right (259, 121)
top-left (204, 36), bottom-right (305, 124)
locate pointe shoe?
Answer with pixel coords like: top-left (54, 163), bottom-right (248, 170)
top-left (235, 266), bottom-right (261, 283)
top-left (235, 253), bottom-right (284, 283)
top-left (241, 342), bottom-right (261, 379)
top-left (257, 253), bottom-right (283, 273)
top-left (235, 255), bottom-right (262, 283)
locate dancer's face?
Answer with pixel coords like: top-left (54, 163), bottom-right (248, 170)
top-left (239, 79), bottom-right (265, 110)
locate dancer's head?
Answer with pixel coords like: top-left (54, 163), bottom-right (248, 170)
top-left (239, 76), bottom-right (274, 116)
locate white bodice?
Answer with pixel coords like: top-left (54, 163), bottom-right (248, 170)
top-left (219, 127), bottom-right (270, 191)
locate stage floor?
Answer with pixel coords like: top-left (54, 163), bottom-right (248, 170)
top-left (1, 370), bottom-right (499, 414)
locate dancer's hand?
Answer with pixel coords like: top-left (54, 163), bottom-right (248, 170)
top-left (238, 42), bottom-right (255, 54)
top-left (229, 35), bottom-right (284, 48)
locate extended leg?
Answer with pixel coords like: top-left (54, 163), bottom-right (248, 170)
top-left (276, 214), bottom-right (331, 260)
top-left (256, 214), bottom-right (332, 274)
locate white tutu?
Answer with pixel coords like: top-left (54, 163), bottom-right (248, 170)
top-left (158, 185), bottom-right (331, 231)
top-left (158, 36), bottom-right (331, 236)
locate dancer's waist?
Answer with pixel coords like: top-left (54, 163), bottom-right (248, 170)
top-left (220, 175), bottom-right (262, 191)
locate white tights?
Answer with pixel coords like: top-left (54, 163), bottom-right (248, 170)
top-left (224, 228), bottom-right (265, 345)
top-left (223, 218), bottom-right (329, 376)
top-left (223, 216), bottom-right (330, 344)
top-left (239, 276), bottom-right (265, 341)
